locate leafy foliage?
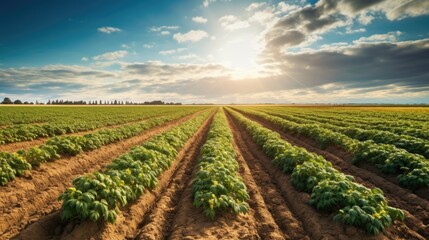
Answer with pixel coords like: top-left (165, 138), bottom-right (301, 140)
top-left (228, 108), bottom-right (404, 235)
top-left (0, 108), bottom-right (204, 186)
top-left (193, 111), bottom-right (249, 219)
top-left (58, 110), bottom-right (211, 223)
top-left (236, 107), bottom-right (429, 191)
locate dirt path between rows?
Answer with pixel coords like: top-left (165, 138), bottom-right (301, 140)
top-left (0, 110), bottom-right (206, 239)
top-left (236, 109), bottom-right (427, 239)
top-left (224, 109), bottom-right (382, 240)
top-left (0, 115), bottom-right (167, 152)
top-left (226, 112), bottom-right (309, 240)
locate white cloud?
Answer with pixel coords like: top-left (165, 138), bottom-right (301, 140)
top-left (277, 2), bottom-right (300, 13)
top-left (121, 44), bottom-right (130, 49)
top-left (149, 25), bottom-right (179, 32)
top-left (378, 0), bottom-right (429, 20)
top-left (161, 31), bottom-right (170, 35)
top-left (345, 28), bottom-right (366, 34)
top-left (173, 30), bottom-right (209, 43)
top-left (203, 0), bottom-right (231, 8)
top-left (192, 16), bottom-right (208, 23)
top-left (97, 26), bottom-right (122, 34)
top-left (143, 43), bottom-right (155, 48)
top-left (203, 0), bottom-right (216, 7)
top-left (178, 54), bottom-right (200, 60)
top-left (246, 2), bottom-right (267, 12)
top-left (159, 48), bottom-right (187, 55)
top-left (218, 15), bottom-right (250, 31)
top-left (249, 9), bottom-right (276, 25)
top-left (81, 57), bottom-right (89, 62)
top-left (354, 31), bottom-right (402, 44)
top-left (93, 50), bottom-right (128, 61)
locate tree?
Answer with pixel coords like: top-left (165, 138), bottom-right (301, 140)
top-left (14, 99), bottom-right (23, 104)
top-left (1, 97), bottom-right (13, 104)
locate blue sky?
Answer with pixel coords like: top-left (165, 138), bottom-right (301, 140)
top-left (1, 0), bottom-right (429, 103)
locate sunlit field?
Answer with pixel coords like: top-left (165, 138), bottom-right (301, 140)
top-left (1, 0), bottom-right (429, 239)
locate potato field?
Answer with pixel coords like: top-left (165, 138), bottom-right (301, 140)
top-left (1, 105), bottom-right (429, 239)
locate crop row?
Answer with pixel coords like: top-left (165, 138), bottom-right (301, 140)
top-left (0, 107), bottom-right (204, 144)
top-left (192, 110), bottom-right (249, 219)
top-left (0, 106), bottom-right (200, 127)
top-left (258, 109), bottom-right (429, 158)
top-left (236, 108), bottom-right (429, 191)
top-left (298, 107), bottom-right (429, 123)
top-left (257, 107), bottom-right (429, 140)
top-left (58, 110), bottom-right (211, 223)
top-left (228, 108), bottom-right (404, 235)
top-left (0, 109), bottom-right (202, 186)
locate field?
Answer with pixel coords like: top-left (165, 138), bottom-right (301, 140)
top-left (1, 105), bottom-right (429, 239)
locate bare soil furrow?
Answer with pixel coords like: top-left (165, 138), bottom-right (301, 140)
top-left (227, 113), bottom-right (308, 240)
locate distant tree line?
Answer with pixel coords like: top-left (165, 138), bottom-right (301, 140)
top-left (1, 97), bottom-right (181, 105)
top-left (46, 100), bottom-right (181, 105)
top-left (1, 97), bottom-right (36, 105)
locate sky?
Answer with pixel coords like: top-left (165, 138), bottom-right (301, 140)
top-left (0, 0), bottom-right (429, 104)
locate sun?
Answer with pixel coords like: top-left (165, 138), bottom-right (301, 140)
top-left (215, 33), bottom-right (261, 75)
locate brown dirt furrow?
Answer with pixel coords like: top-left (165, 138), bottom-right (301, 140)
top-left (227, 114), bottom-right (308, 240)
top-left (0, 111), bottom-right (204, 239)
top-left (0, 115), bottom-right (162, 152)
top-left (238, 110), bottom-right (427, 239)
top-left (225, 109), bottom-right (387, 240)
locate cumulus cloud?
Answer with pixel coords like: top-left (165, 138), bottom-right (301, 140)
top-left (264, 39), bottom-right (429, 92)
top-left (93, 50), bottom-right (128, 61)
top-left (374, 0), bottom-right (429, 20)
top-left (192, 16), bottom-right (208, 23)
top-left (81, 57), bottom-right (89, 62)
top-left (124, 61), bottom-right (228, 78)
top-left (149, 25), bottom-right (179, 32)
top-left (277, 2), bottom-right (301, 13)
top-left (345, 27), bottom-right (366, 34)
top-left (173, 30), bottom-right (209, 43)
top-left (97, 26), bottom-right (122, 34)
top-left (250, 8), bottom-right (283, 26)
top-left (262, 0), bottom-right (429, 55)
top-left (219, 15), bottom-right (250, 31)
top-left (158, 48), bottom-right (187, 55)
top-left (203, 0), bottom-right (215, 7)
top-left (353, 31), bottom-right (402, 44)
top-left (143, 43), bottom-right (155, 48)
top-left (246, 2), bottom-right (267, 12)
